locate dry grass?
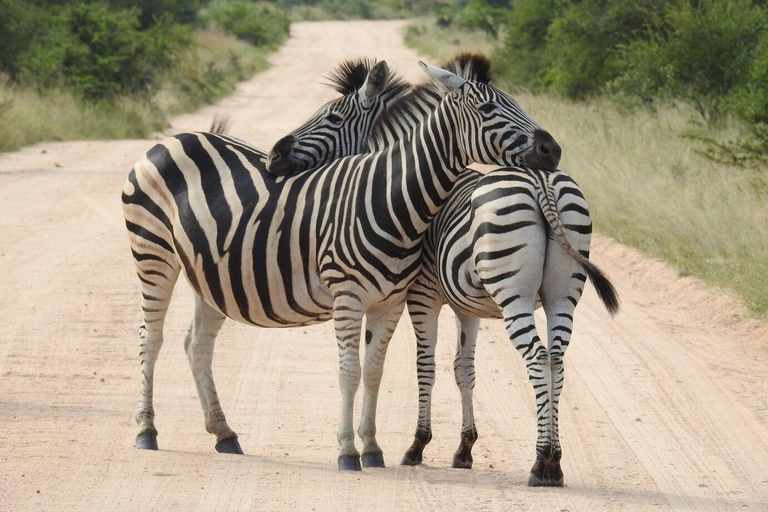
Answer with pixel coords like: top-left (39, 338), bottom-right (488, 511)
top-left (405, 20), bottom-right (768, 317)
top-left (403, 19), bottom-right (498, 64)
top-left (0, 30), bottom-right (272, 152)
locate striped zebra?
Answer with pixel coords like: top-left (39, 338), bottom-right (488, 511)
top-left (121, 57), bottom-right (558, 470)
top-left (400, 167), bottom-right (619, 487)
top-left (122, 57), bottom-right (404, 454)
top-left (269, 54), bottom-right (618, 485)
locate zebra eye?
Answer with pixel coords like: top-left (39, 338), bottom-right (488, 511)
top-left (327, 113), bottom-right (343, 125)
top-left (478, 103), bottom-right (497, 115)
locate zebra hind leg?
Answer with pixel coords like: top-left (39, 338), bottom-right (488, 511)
top-left (357, 300), bottom-right (405, 468)
top-left (527, 300), bottom-right (578, 487)
top-left (452, 312), bottom-right (481, 469)
top-left (499, 302), bottom-right (560, 486)
top-left (134, 252), bottom-right (180, 451)
top-left (401, 291), bottom-right (442, 466)
top-left (185, 295), bottom-right (241, 454)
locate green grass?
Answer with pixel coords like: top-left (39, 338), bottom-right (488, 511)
top-left (405, 19), bottom-right (768, 317)
top-left (0, 29), bottom-right (274, 152)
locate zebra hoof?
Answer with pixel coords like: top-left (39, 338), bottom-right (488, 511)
top-left (452, 452), bottom-right (473, 469)
top-left (338, 454), bottom-right (362, 471)
top-left (362, 452), bottom-right (386, 468)
top-left (528, 461), bottom-right (564, 487)
top-left (135, 432), bottom-right (158, 450)
top-left (215, 436), bottom-right (244, 455)
top-left (401, 440), bottom-right (426, 466)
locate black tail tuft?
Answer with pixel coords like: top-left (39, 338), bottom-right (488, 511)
top-left (582, 259), bottom-right (620, 316)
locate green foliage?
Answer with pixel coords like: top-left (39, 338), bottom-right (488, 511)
top-left (0, 0), bottom-right (46, 77)
top-left (0, 29), bottom-right (271, 152)
top-left (209, 1), bottom-right (291, 46)
top-left (612, 0), bottom-right (767, 125)
top-left (494, 0), bottom-right (554, 88)
top-left (19, 2), bottom-right (185, 100)
top-left (543, 1), bottom-right (663, 98)
top-left (109, 0), bottom-right (204, 28)
top-left (434, 0), bottom-right (510, 37)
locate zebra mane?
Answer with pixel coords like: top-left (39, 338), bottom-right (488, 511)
top-left (368, 53), bottom-right (494, 147)
top-left (443, 53), bottom-right (493, 84)
top-left (324, 57), bottom-right (408, 96)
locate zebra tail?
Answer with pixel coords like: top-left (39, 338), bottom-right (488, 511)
top-left (532, 169), bottom-right (620, 316)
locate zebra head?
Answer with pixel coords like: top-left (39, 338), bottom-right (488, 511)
top-left (267, 58), bottom-right (408, 176)
top-left (420, 58), bottom-right (561, 171)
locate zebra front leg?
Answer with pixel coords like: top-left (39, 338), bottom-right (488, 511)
top-left (134, 254), bottom-right (179, 450)
top-left (500, 303), bottom-right (556, 486)
top-left (334, 293), bottom-right (365, 471)
top-left (452, 312), bottom-right (481, 469)
top-left (401, 293), bottom-right (442, 466)
top-left (185, 296), bottom-right (241, 454)
top-left (357, 301), bottom-right (405, 468)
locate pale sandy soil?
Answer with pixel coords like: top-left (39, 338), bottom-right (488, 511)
top-left (1, 20), bottom-right (768, 512)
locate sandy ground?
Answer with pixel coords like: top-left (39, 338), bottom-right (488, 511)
top-left (1, 20), bottom-right (768, 512)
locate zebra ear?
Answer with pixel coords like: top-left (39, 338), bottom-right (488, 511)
top-left (359, 60), bottom-right (390, 105)
top-left (418, 61), bottom-right (466, 93)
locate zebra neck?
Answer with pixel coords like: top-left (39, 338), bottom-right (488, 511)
top-left (375, 104), bottom-right (467, 243)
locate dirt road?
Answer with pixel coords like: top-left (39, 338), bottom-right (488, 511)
top-left (2, 20), bottom-right (767, 511)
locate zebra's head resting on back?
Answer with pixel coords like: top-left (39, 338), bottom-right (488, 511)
top-left (417, 56), bottom-right (561, 171)
top-left (266, 58), bottom-right (409, 176)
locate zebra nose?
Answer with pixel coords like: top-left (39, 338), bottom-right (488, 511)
top-left (267, 135), bottom-right (296, 175)
top-left (530, 129), bottom-right (561, 171)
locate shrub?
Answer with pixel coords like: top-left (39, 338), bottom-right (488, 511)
top-left (210, 2), bottom-right (290, 47)
top-left (20, 2), bottom-right (187, 100)
top-left (435, 0), bottom-right (510, 38)
top-left (542, 1), bottom-right (664, 99)
top-left (612, 0), bottom-right (767, 125)
top-left (0, 0), bottom-right (45, 77)
top-left (493, 0), bottom-right (555, 89)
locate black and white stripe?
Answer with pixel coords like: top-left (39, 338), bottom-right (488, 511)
top-left (275, 54), bottom-right (618, 485)
top-left (401, 167), bottom-right (619, 486)
top-left (121, 57), bottom-right (552, 470)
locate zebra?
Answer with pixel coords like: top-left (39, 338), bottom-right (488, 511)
top-left (121, 57), bottom-right (405, 453)
top-left (400, 167), bottom-right (619, 487)
top-left (121, 56), bottom-right (560, 470)
top-left (267, 54), bottom-right (618, 485)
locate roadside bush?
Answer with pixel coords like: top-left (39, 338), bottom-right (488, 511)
top-left (210, 2), bottom-right (290, 47)
top-left (542, 1), bottom-right (664, 98)
top-left (109, 0), bottom-right (205, 28)
top-left (493, 0), bottom-right (554, 89)
top-left (612, 0), bottom-right (766, 125)
top-left (20, 2), bottom-right (187, 100)
top-left (435, 0), bottom-right (510, 38)
top-left (0, 0), bottom-right (45, 77)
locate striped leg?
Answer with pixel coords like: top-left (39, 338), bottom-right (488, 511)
top-left (185, 296), bottom-right (241, 454)
top-left (133, 246), bottom-right (179, 451)
top-left (402, 282), bottom-right (442, 466)
top-left (357, 301), bottom-right (405, 468)
top-left (452, 312), bottom-right (481, 469)
top-left (500, 302), bottom-right (556, 486)
top-left (528, 300), bottom-right (576, 487)
top-left (334, 293), bottom-right (365, 471)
